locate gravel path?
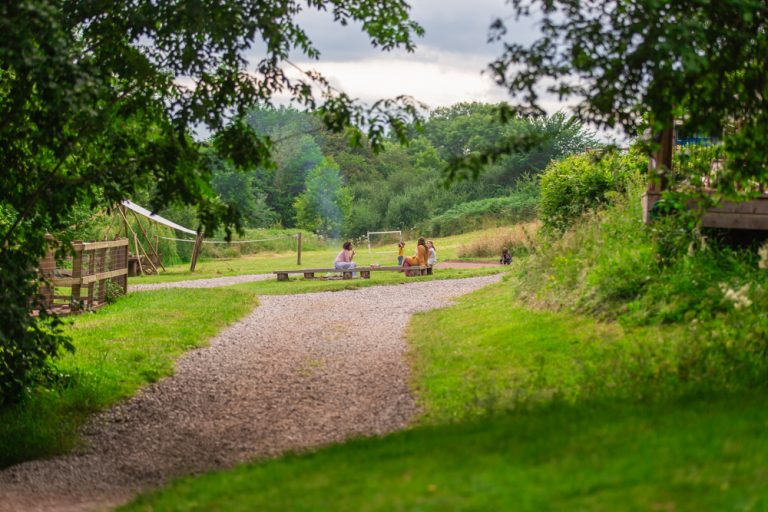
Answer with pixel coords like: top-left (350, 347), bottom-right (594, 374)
top-left (0, 275), bottom-right (499, 512)
top-left (128, 273), bottom-right (272, 292)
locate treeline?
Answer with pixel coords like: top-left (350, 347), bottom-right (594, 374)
top-left (188, 103), bottom-right (598, 239)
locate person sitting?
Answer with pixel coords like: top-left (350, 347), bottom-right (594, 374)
top-left (334, 241), bottom-right (357, 275)
top-left (500, 247), bottom-right (512, 265)
top-left (402, 237), bottom-right (428, 275)
top-left (427, 240), bottom-right (437, 267)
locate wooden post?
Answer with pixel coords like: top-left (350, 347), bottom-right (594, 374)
top-left (649, 122), bottom-right (675, 193)
top-left (121, 238), bottom-right (129, 294)
top-left (133, 233), bottom-right (144, 275)
top-left (130, 210), bottom-right (165, 272)
top-left (86, 245), bottom-right (96, 308)
top-left (71, 241), bottom-right (83, 311)
top-left (190, 232), bottom-right (204, 272)
top-left (296, 232), bottom-right (302, 265)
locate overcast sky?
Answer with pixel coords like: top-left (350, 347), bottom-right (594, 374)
top-left (274, 0), bottom-right (550, 110)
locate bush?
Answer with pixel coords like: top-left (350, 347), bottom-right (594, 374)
top-left (426, 176), bottom-right (539, 236)
top-left (539, 149), bottom-right (646, 232)
top-left (512, 161), bottom-right (768, 396)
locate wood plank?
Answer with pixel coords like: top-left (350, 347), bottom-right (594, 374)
top-left (701, 212), bottom-right (768, 230)
top-left (75, 239), bottom-right (129, 251)
top-left (52, 268), bottom-right (128, 286)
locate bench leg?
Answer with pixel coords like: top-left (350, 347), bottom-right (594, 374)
top-left (277, 273), bottom-right (288, 281)
top-left (427, 267), bottom-right (433, 275)
top-left (343, 271), bottom-right (353, 280)
top-left (304, 272), bottom-right (315, 279)
top-left (361, 270), bottom-right (371, 279)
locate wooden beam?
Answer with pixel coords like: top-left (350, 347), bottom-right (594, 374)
top-left (297, 232), bottom-right (302, 265)
top-left (190, 232), bottom-right (204, 272)
top-left (130, 210), bottom-right (165, 272)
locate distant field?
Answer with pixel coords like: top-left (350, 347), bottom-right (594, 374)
top-left (129, 228), bottom-right (513, 284)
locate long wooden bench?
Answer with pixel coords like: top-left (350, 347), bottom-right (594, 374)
top-left (273, 266), bottom-right (433, 281)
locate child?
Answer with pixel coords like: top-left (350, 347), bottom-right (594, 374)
top-left (427, 240), bottom-right (437, 267)
top-left (397, 241), bottom-right (405, 266)
top-left (500, 247), bottom-right (512, 265)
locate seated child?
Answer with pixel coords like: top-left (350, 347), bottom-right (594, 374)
top-left (500, 247), bottom-right (512, 265)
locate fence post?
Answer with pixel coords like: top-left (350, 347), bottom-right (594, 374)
top-left (190, 232), bottom-right (204, 272)
top-left (71, 241), bottom-right (83, 312)
top-left (297, 233), bottom-right (302, 265)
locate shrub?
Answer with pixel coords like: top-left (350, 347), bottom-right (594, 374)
top-left (426, 176), bottom-right (539, 236)
top-left (511, 159), bottom-right (768, 396)
top-left (539, 149), bottom-right (646, 232)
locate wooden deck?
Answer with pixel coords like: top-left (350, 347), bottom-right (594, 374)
top-left (642, 191), bottom-right (768, 230)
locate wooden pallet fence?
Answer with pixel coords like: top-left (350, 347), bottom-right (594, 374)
top-left (39, 238), bottom-right (129, 315)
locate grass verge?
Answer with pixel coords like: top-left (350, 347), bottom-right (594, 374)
top-left (123, 276), bottom-right (768, 510)
top-left (122, 394), bottom-right (768, 512)
top-left (0, 286), bottom-right (258, 468)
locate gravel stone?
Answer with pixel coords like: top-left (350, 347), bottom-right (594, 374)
top-left (129, 273), bottom-right (272, 292)
top-left (0, 275), bottom-right (499, 512)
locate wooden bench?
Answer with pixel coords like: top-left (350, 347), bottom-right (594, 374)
top-left (273, 266), bottom-right (433, 281)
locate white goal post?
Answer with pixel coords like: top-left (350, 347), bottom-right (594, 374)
top-left (366, 230), bottom-right (403, 254)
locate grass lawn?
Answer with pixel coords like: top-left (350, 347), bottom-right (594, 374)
top-left (0, 287), bottom-right (258, 468)
top-left (0, 261), bottom-right (501, 468)
top-left (130, 229), bottom-right (507, 284)
top-left (122, 397), bottom-right (768, 512)
top-left (123, 277), bottom-right (768, 511)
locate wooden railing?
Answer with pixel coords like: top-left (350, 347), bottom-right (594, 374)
top-left (39, 238), bottom-right (129, 314)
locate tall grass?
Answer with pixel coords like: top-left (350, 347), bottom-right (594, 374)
top-left (512, 175), bottom-right (768, 396)
top-left (456, 221), bottom-right (540, 259)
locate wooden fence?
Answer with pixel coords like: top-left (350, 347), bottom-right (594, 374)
top-left (39, 238), bottom-right (129, 315)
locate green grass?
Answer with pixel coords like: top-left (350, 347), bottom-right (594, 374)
top-left (0, 259), bottom-right (501, 468)
top-left (131, 229), bottom-right (510, 284)
top-left (123, 395), bottom-right (768, 512)
top-left (227, 266), bottom-right (502, 296)
top-left (0, 287), bottom-right (258, 468)
top-left (122, 275), bottom-right (768, 511)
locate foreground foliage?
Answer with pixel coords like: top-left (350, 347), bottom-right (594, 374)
top-left (0, 0), bottom-right (423, 403)
top-left (489, 0), bottom-right (768, 192)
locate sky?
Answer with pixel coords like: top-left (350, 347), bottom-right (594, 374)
top-left (273, 0), bottom-right (549, 111)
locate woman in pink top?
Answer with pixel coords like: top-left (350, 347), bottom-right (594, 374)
top-left (334, 241), bottom-right (357, 274)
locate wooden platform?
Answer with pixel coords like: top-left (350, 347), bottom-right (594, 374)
top-left (643, 191), bottom-right (768, 230)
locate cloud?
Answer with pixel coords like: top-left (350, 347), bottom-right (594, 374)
top-left (248, 0), bottom-right (580, 115)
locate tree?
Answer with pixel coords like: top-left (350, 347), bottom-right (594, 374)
top-left (0, 0), bottom-right (423, 403)
top-left (294, 158), bottom-right (352, 238)
top-left (487, 0), bottom-right (768, 193)
top-left (210, 156), bottom-right (276, 228)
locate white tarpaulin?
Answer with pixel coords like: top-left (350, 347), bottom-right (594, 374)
top-left (121, 200), bottom-right (197, 235)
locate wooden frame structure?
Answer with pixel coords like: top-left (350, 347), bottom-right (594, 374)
top-left (38, 238), bottom-right (129, 315)
top-left (641, 126), bottom-right (768, 230)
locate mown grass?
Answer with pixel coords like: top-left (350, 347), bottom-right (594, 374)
top-left (124, 395), bottom-right (768, 512)
top-left (0, 287), bottom-right (258, 468)
top-left (0, 260), bottom-right (501, 468)
top-left (123, 277), bottom-right (768, 511)
top-left (130, 229), bottom-right (510, 284)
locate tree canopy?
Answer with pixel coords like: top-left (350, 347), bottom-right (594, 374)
top-left (0, 0), bottom-right (423, 403)
top-left (488, 0), bottom-right (768, 193)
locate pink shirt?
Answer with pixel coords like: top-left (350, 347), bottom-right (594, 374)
top-left (335, 249), bottom-right (352, 263)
